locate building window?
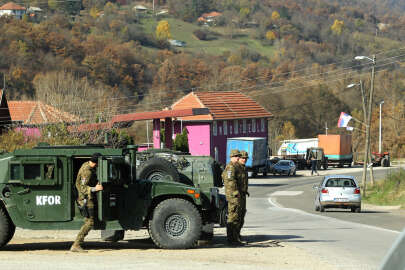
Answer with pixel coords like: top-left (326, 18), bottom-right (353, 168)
top-left (252, 119), bottom-right (256, 132)
top-left (223, 120), bottom-right (227, 135)
top-left (243, 119), bottom-right (247, 133)
top-left (261, 118), bottom-right (265, 132)
top-left (234, 120), bottom-right (238, 134)
top-left (213, 121), bottom-right (217, 136)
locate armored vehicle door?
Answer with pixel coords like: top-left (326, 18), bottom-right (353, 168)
top-left (7, 156), bottom-right (71, 222)
top-left (96, 157), bottom-right (126, 222)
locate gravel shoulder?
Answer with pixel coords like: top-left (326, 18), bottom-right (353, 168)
top-left (0, 228), bottom-right (338, 270)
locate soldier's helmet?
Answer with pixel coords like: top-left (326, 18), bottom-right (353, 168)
top-left (230, 149), bottom-right (241, 157)
top-left (240, 150), bottom-right (249, 159)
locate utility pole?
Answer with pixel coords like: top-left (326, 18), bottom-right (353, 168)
top-left (361, 54), bottom-right (376, 196)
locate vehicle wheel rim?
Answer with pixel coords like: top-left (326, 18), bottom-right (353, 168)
top-left (165, 214), bottom-right (189, 237)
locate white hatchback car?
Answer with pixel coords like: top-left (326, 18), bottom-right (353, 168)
top-left (314, 175), bottom-right (361, 213)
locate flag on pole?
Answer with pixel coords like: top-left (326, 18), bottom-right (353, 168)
top-left (338, 112), bottom-right (352, 127)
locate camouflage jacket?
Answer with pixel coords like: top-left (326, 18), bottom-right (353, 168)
top-left (222, 161), bottom-right (243, 201)
top-left (75, 161), bottom-right (98, 208)
top-left (239, 164), bottom-right (248, 194)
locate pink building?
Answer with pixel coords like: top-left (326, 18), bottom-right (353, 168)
top-left (171, 92), bottom-right (272, 164)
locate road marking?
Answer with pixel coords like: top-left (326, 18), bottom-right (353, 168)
top-left (267, 197), bottom-right (401, 234)
top-left (270, 191), bottom-right (303, 196)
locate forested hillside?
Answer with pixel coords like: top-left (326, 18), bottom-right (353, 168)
top-left (0, 0), bottom-right (404, 157)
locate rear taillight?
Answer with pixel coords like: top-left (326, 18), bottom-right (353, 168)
top-left (321, 188), bottom-right (328, 194)
top-left (354, 188), bottom-right (360, 194)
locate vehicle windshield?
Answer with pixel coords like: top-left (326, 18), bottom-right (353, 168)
top-left (325, 178), bottom-right (356, 187)
top-left (278, 161), bottom-right (290, 166)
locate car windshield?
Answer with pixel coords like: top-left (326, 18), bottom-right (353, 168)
top-left (278, 161), bottom-right (290, 166)
top-left (325, 178), bottom-right (357, 187)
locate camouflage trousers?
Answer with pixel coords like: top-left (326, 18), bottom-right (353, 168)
top-left (74, 209), bottom-right (95, 246)
top-left (226, 198), bottom-right (243, 242)
top-left (238, 195), bottom-right (247, 237)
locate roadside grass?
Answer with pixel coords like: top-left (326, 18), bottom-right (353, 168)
top-left (139, 17), bottom-right (275, 57)
top-left (363, 168), bottom-right (405, 208)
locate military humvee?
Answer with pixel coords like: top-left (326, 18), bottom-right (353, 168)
top-left (0, 143), bottom-right (226, 249)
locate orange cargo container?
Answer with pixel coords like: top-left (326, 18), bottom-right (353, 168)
top-left (318, 134), bottom-right (353, 166)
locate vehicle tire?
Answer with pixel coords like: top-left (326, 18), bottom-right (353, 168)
top-left (263, 171), bottom-right (267, 177)
top-left (287, 171), bottom-right (291, 176)
top-left (293, 170), bottom-right (296, 176)
top-left (319, 205), bottom-right (325, 212)
top-left (350, 207), bottom-right (356, 213)
top-left (149, 198), bottom-right (202, 249)
top-left (382, 158), bottom-right (390, 167)
top-left (0, 207), bottom-right (15, 248)
top-left (138, 157), bottom-right (180, 182)
top-left (355, 207), bottom-right (361, 213)
top-left (315, 205), bottom-right (320, 211)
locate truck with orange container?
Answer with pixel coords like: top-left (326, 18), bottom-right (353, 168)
top-left (318, 134), bottom-right (353, 167)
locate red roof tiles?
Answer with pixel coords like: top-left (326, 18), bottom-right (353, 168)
top-left (8, 101), bottom-right (81, 125)
top-left (111, 108), bottom-right (210, 123)
top-left (171, 91), bottom-right (272, 121)
top-left (0, 2), bottom-right (25, 10)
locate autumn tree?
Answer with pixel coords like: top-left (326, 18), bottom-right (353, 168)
top-left (271, 11), bottom-right (280, 21)
top-left (156, 20), bottom-right (171, 40)
top-left (331, 19), bottom-right (344, 35)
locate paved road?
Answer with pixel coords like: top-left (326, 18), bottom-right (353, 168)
top-left (244, 165), bottom-right (405, 270)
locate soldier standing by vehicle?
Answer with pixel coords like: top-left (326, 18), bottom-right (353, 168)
top-left (237, 150), bottom-right (249, 242)
top-left (310, 150), bottom-right (319, 176)
top-left (70, 153), bottom-right (103, 252)
top-left (222, 149), bottom-right (244, 246)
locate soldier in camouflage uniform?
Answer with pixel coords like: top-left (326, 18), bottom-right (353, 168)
top-left (70, 153), bottom-right (103, 252)
top-left (237, 150), bottom-right (249, 242)
top-left (222, 149), bottom-right (244, 246)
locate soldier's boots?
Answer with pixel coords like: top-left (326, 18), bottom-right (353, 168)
top-left (70, 243), bottom-right (87, 253)
top-left (226, 223), bottom-right (246, 246)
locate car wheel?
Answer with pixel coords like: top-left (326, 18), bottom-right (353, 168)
top-left (350, 207), bottom-right (356, 212)
top-left (315, 205), bottom-right (320, 211)
top-left (293, 170), bottom-right (296, 176)
top-left (355, 207), bottom-right (361, 213)
top-left (319, 205), bottom-right (325, 212)
top-left (287, 171), bottom-right (291, 176)
top-left (0, 207), bottom-right (15, 248)
top-left (149, 198), bottom-right (202, 249)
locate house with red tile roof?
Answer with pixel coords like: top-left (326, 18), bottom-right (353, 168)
top-left (0, 2), bottom-right (26, 19)
top-left (197, 11), bottom-right (222, 25)
top-left (171, 91), bottom-right (272, 164)
top-left (7, 100), bottom-right (81, 125)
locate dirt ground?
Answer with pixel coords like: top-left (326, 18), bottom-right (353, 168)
top-left (0, 227), bottom-right (338, 270)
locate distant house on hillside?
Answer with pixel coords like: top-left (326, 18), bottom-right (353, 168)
top-left (0, 2), bottom-right (26, 19)
top-left (171, 91), bottom-right (272, 164)
top-left (133, 5), bottom-right (147, 12)
top-left (197, 11), bottom-right (222, 25)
